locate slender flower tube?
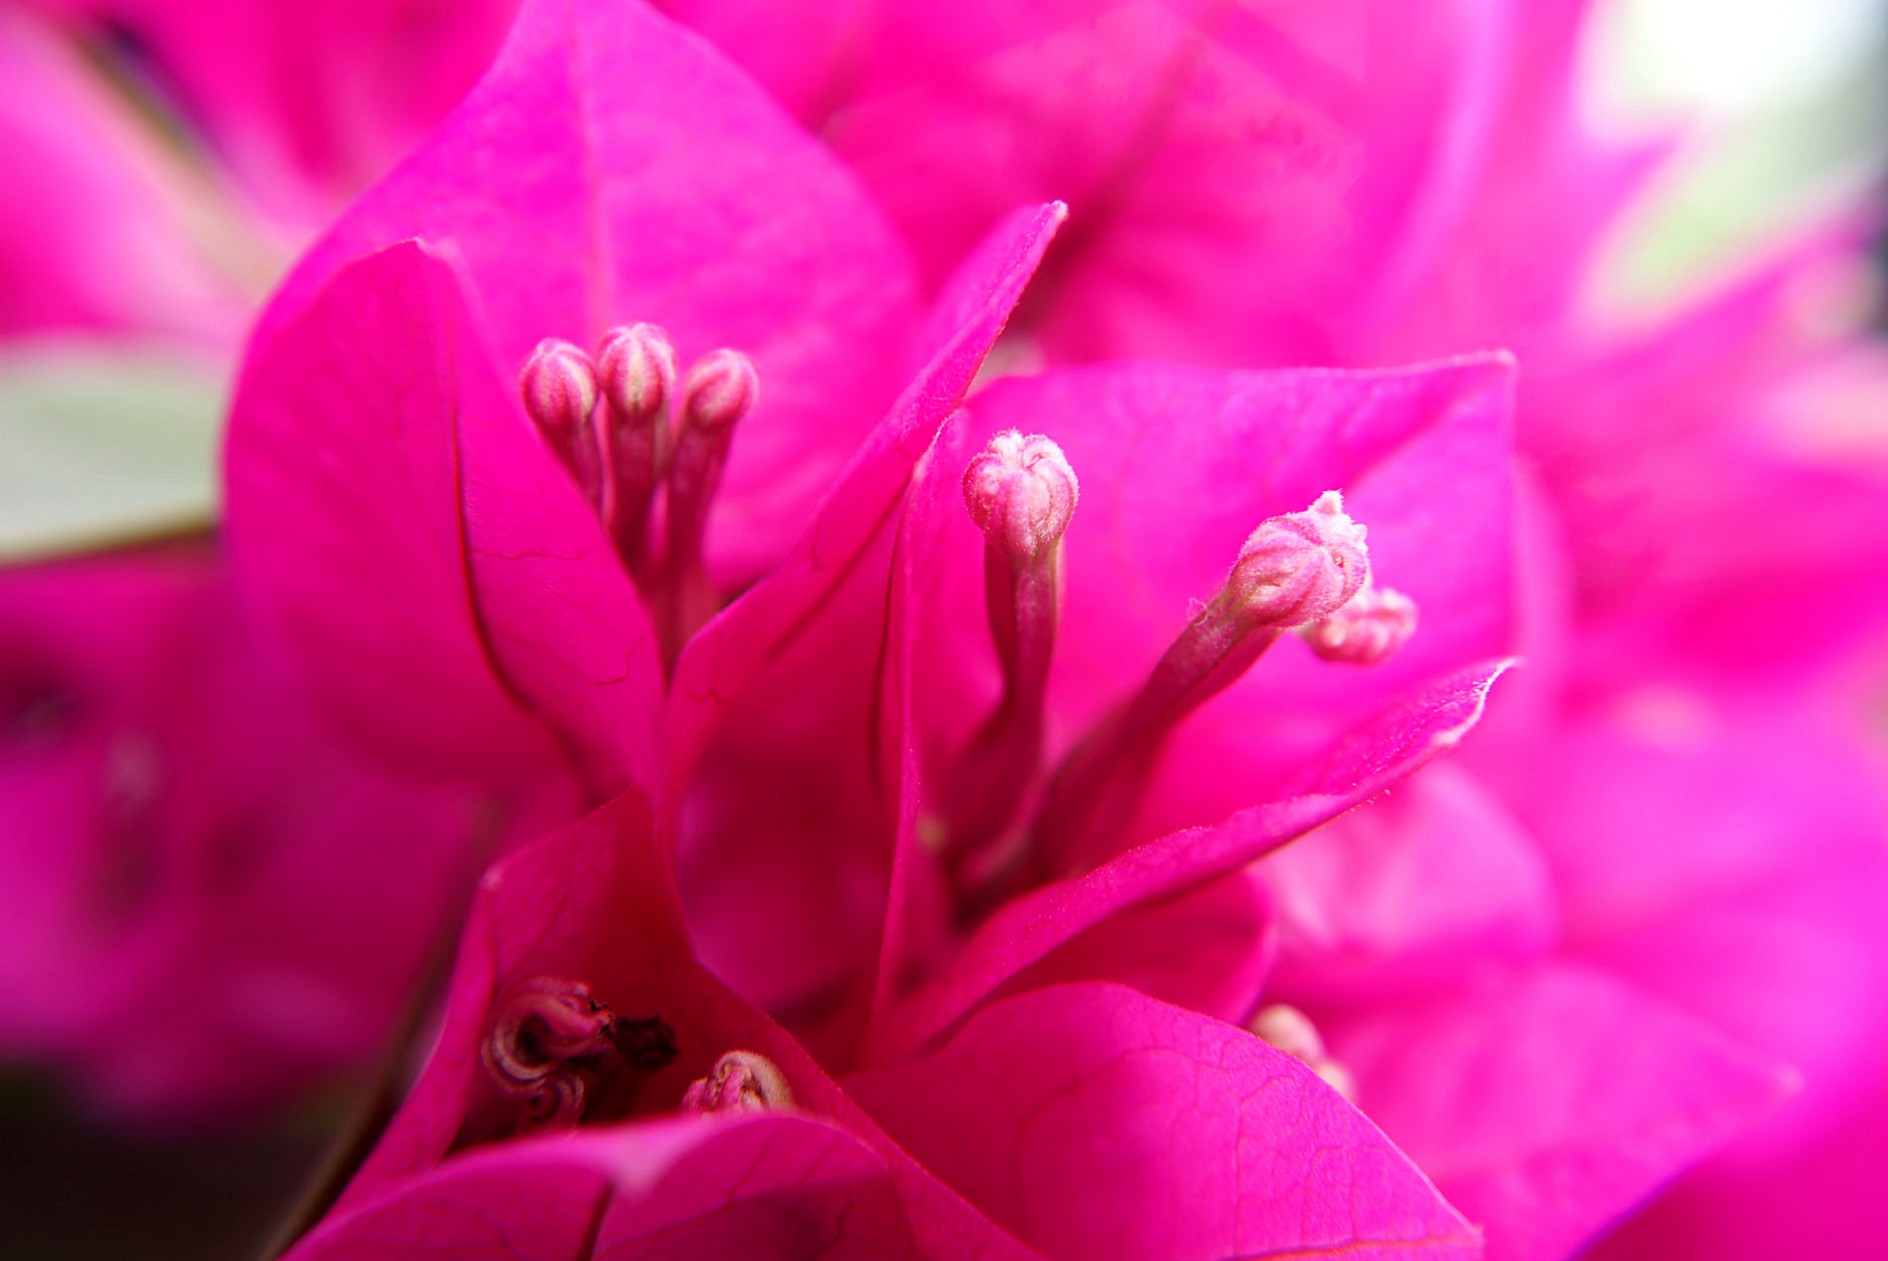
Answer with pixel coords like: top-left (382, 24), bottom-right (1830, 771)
top-left (519, 337), bottom-right (604, 505)
top-left (595, 322), bottom-right (678, 580)
top-left (942, 430), bottom-right (1078, 875)
top-left (660, 347), bottom-right (761, 660)
top-left (1028, 491), bottom-right (1372, 880)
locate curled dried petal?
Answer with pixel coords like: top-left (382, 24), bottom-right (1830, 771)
top-left (682, 1050), bottom-right (794, 1114)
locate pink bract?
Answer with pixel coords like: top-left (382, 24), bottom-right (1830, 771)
top-left (0, 553), bottom-right (484, 1123)
top-left (290, 796), bottom-right (1483, 1261)
top-left (641, 1), bottom-right (1888, 1255)
top-left (225, 0), bottom-right (1057, 801)
top-left (34, 0), bottom-right (1865, 1253)
top-left (219, 6), bottom-right (1582, 1254)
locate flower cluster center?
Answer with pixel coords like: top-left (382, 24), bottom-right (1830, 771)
top-left (519, 327), bottom-right (760, 666)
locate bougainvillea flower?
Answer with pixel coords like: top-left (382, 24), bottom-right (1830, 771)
top-left (655, 0), bottom-right (1645, 369)
top-left (211, 2), bottom-right (1826, 1254)
top-left (838, 359), bottom-right (1513, 1050)
top-left (0, 551), bottom-right (484, 1123)
top-left (207, 6), bottom-right (1674, 1251)
top-left (653, 346), bottom-right (1523, 1100)
top-left (650, 1), bottom-right (1888, 1251)
top-left (655, 0), bottom-right (1888, 658)
top-left (1467, 681), bottom-right (1888, 1261)
top-left (871, 372), bottom-right (1781, 1261)
top-left (1515, 239), bottom-right (1888, 684)
top-left (226, 0), bottom-right (1062, 804)
top-left (1242, 498), bottom-right (1885, 1261)
top-left (225, 0), bottom-right (1518, 1039)
top-left (265, 282), bottom-right (1532, 1260)
top-left (284, 794), bottom-right (1484, 1261)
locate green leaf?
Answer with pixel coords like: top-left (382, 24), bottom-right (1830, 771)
top-left (0, 340), bottom-right (227, 561)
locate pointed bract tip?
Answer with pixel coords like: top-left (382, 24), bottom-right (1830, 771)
top-left (682, 1049), bottom-right (794, 1114)
top-left (1227, 491), bottom-right (1369, 629)
top-left (963, 430), bottom-right (1079, 560)
top-left (1302, 583), bottom-right (1418, 665)
top-left (520, 338), bottom-right (598, 433)
top-left (597, 323), bottom-right (677, 422)
top-left (682, 348), bottom-right (759, 432)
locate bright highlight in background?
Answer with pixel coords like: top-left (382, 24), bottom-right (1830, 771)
top-left (1583, 0), bottom-right (1887, 314)
top-left (1599, 0), bottom-right (1886, 117)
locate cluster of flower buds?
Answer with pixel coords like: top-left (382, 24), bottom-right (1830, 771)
top-left (520, 327), bottom-right (759, 658)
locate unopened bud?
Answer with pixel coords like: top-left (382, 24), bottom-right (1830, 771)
top-left (1314, 1059), bottom-right (1358, 1103)
top-left (681, 349), bottom-right (759, 433)
top-left (682, 1049), bottom-right (793, 1114)
top-left (596, 323), bottom-right (677, 423)
top-left (1301, 582), bottom-right (1418, 665)
top-left (963, 430), bottom-right (1079, 560)
top-left (1226, 491), bottom-right (1368, 629)
top-left (1250, 1003), bottom-right (1356, 1102)
top-left (1248, 1003), bottom-right (1327, 1063)
top-left (519, 338), bottom-right (598, 436)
